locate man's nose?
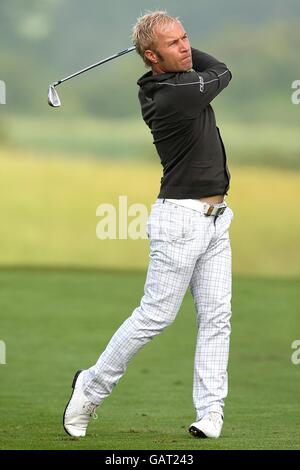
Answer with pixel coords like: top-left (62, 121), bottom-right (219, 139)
top-left (179, 39), bottom-right (189, 52)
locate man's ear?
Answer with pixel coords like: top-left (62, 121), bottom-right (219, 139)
top-left (144, 49), bottom-right (158, 64)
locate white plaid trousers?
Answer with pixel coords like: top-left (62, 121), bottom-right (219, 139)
top-left (84, 199), bottom-right (234, 420)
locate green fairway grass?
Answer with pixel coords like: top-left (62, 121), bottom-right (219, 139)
top-left (0, 268), bottom-right (299, 450)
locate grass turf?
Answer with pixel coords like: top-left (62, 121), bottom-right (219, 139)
top-left (0, 268), bottom-right (299, 450)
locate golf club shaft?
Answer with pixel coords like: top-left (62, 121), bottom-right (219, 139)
top-left (52, 46), bottom-right (136, 87)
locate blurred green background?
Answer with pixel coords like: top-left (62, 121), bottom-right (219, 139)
top-left (0, 0), bottom-right (299, 276)
top-left (1, 0), bottom-right (300, 451)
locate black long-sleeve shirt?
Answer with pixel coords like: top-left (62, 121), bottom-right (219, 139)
top-left (137, 48), bottom-right (232, 198)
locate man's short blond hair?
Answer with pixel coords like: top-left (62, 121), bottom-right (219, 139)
top-left (132, 10), bottom-right (180, 67)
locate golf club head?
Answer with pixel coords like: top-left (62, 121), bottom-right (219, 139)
top-left (48, 84), bottom-right (61, 107)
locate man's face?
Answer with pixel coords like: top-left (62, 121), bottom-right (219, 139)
top-left (146, 21), bottom-right (192, 73)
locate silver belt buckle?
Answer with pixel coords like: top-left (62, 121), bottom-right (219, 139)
top-left (204, 204), bottom-right (226, 216)
top-left (215, 206), bottom-right (226, 216)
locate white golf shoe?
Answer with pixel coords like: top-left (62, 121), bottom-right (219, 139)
top-left (189, 412), bottom-right (223, 439)
top-left (63, 370), bottom-right (98, 437)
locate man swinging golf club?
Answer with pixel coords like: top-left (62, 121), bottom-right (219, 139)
top-left (63, 10), bottom-right (233, 439)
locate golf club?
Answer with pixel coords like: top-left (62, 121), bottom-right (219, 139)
top-left (48, 45), bottom-right (136, 108)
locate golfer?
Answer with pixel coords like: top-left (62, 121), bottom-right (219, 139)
top-left (63, 10), bottom-right (233, 439)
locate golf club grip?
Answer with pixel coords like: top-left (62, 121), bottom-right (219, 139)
top-left (59, 46), bottom-right (136, 84)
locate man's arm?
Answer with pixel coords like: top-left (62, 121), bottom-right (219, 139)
top-left (161, 48), bottom-right (232, 116)
top-left (191, 48), bottom-right (221, 72)
top-left (190, 48), bottom-right (232, 105)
